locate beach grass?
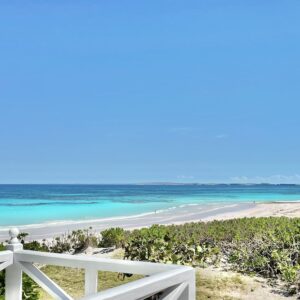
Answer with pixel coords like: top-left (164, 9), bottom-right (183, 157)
top-left (38, 266), bottom-right (247, 300)
top-left (196, 270), bottom-right (247, 300)
top-left (39, 265), bottom-right (143, 299)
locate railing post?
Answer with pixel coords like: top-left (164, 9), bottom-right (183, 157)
top-left (187, 269), bottom-right (196, 300)
top-left (5, 228), bottom-right (23, 300)
top-left (175, 269), bottom-right (196, 300)
top-left (175, 270), bottom-right (195, 300)
top-left (85, 267), bottom-right (98, 296)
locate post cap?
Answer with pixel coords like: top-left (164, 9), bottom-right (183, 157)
top-left (9, 227), bottom-right (20, 244)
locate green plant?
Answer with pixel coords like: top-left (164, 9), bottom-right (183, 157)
top-left (124, 225), bottom-right (220, 266)
top-left (99, 227), bottom-right (127, 248)
top-left (18, 232), bottom-right (29, 244)
top-left (22, 274), bottom-right (40, 300)
top-left (50, 228), bottom-right (98, 254)
top-left (122, 218), bottom-right (300, 294)
top-left (0, 271), bottom-right (39, 300)
top-left (24, 240), bottom-right (49, 252)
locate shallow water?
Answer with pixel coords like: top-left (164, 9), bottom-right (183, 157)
top-left (0, 184), bottom-right (300, 226)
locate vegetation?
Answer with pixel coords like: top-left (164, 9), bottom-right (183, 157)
top-left (124, 224), bottom-right (220, 266)
top-left (1, 217), bottom-right (300, 298)
top-left (21, 227), bottom-right (98, 254)
top-left (0, 269), bottom-right (39, 300)
top-left (99, 227), bottom-right (127, 248)
top-left (123, 218), bottom-right (300, 294)
top-left (196, 270), bottom-right (246, 300)
top-left (38, 265), bottom-right (143, 299)
top-left (48, 228), bottom-right (98, 254)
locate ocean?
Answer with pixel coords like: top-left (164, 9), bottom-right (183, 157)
top-left (0, 184), bottom-right (300, 227)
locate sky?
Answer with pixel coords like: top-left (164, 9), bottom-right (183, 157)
top-left (1, 1), bottom-right (300, 184)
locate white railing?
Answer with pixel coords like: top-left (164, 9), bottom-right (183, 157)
top-left (1, 228), bottom-right (195, 300)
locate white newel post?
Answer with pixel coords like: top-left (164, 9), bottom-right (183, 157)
top-left (5, 228), bottom-right (23, 300)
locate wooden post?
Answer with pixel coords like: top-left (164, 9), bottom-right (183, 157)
top-left (5, 228), bottom-right (23, 300)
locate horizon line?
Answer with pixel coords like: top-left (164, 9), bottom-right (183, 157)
top-left (0, 182), bottom-right (299, 186)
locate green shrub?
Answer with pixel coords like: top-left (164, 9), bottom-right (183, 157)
top-left (122, 218), bottom-right (300, 293)
top-left (18, 232), bottom-right (29, 244)
top-left (228, 223), bottom-right (300, 293)
top-left (21, 274), bottom-right (40, 300)
top-left (0, 270), bottom-right (39, 299)
top-left (99, 227), bottom-right (127, 248)
top-left (23, 240), bottom-right (49, 252)
top-left (124, 225), bottom-right (220, 266)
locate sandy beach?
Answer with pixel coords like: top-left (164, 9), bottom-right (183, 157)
top-left (1, 202), bottom-right (300, 241)
top-left (204, 202), bottom-right (300, 220)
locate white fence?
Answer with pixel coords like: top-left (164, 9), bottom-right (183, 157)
top-left (1, 228), bottom-right (195, 300)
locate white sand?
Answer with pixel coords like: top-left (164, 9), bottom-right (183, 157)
top-left (204, 202), bottom-right (300, 221)
top-left (1, 202), bottom-right (300, 241)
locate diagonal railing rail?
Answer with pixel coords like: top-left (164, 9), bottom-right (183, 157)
top-left (2, 228), bottom-right (195, 300)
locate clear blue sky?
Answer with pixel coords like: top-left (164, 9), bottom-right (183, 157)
top-left (1, 1), bottom-right (300, 184)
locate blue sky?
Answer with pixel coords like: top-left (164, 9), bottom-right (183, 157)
top-left (1, 1), bottom-right (300, 184)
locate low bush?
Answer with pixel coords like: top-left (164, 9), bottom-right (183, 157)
top-left (124, 225), bottom-right (219, 266)
top-left (228, 223), bottom-right (300, 293)
top-left (24, 240), bottom-right (49, 252)
top-left (99, 227), bottom-right (127, 248)
top-left (123, 218), bottom-right (300, 294)
top-left (0, 270), bottom-right (39, 299)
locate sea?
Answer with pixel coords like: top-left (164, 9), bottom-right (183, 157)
top-left (0, 184), bottom-right (300, 227)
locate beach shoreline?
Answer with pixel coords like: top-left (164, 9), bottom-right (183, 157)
top-left (1, 202), bottom-right (300, 241)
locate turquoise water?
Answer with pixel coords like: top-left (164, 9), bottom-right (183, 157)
top-left (1, 184), bottom-right (300, 226)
